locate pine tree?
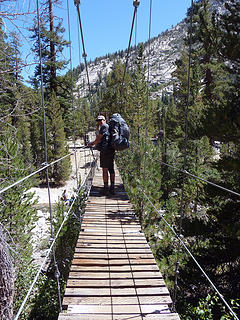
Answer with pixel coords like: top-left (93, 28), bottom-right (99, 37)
top-left (99, 60), bottom-right (131, 118)
top-left (0, 20), bottom-right (16, 128)
top-left (218, 0), bottom-right (240, 138)
top-left (166, 1), bottom-right (240, 313)
top-left (30, 1), bottom-right (68, 93)
top-left (128, 44), bottom-right (148, 139)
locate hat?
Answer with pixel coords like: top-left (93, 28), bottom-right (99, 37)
top-left (96, 115), bottom-right (105, 121)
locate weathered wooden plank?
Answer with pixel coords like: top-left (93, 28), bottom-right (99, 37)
top-left (78, 229), bottom-right (143, 234)
top-left (81, 221), bottom-right (139, 226)
top-left (72, 258), bottom-right (156, 265)
top-left (76, 235), bottom-right (146, 240)
top-left (77, 237), bottom-right (147, 244)
top-left (62, 295), bottom-right (172, 306)
top-left (66, 278), bottom-right (166, 288)
top-left (65, 286), bottom-right (169, 296)
top-left (73, 253), bottom-right (154, 260)
top-left (59, 313), bottom-right (180, 320)
top-left (68, 271), bottom-right (163, 279)
top-left (76, 234), bottom-right (144, 239)
top-left (70, 264), bottom-right (159, 272)
top-left (66, 304), bottom-right (170, 314)
top-left (81, 228), bottom-right (142, 234)
top-left (81, 224), bottom-right (140, 228)
top-left (74, 243), bottom-right (150, 248)
top-left (76, 240), bottom-right (149, 246)
top-left (74, 248), bottom-right (152, 254)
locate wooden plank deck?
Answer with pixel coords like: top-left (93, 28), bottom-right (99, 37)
top-left (59, 167), bottom-right (180, 320)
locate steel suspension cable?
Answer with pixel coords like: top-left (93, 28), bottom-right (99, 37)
top-left (130, 140), bottom-right (240, 198)
top-left (135, 7), bottom-right (138, 48)
top-left (153, 153), bottom-right (240, 198)
top-left (36, 0), bottom-right (62, 312)
top-left (143, 0), bottom-right (153, 179)
top-left (117, 162), bottom-right (239, 320)
top-left (139, 0), bottom-right (153, 226)
top-left (0, 153), bottom-right (73, 195)
top-left (74, 0), bottom-right (96, 165)
top-left (67, 0), bottom-right (79, 188)
top-left (140, 184), bottom-right (239, 320)
top-left (122, 0), bottom-right (140, 86)
top-left (172, 0), bottom-right (194, 310)
top-left (74, 0), bottom-right (91, 94)
top-left (14, 162), bottom-right (95, 320)
top-left (75, 0), bottom-right (87, 172)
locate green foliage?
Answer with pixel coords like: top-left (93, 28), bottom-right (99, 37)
top-left (181, 294), bottom-right (240, 320)
top-left (45, 92), bottom-right (71, 185)
top-left (29, 191), bottom-right (86, 320)
top-left (14, 263), bottom-right (38, 320)
top-left (0, 134), bottom-right (39, 319)
top-left (74, 98), bottom-right (94, 138)
top-left (30, 4), bottom-right (68, 92)
top-left (112, 2), bottom-right (240, 319)
top-left (29, 275), bottom-right (65, 320)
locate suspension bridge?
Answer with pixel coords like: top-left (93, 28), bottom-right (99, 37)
top-left (0, 0), bottom-right (239, 320)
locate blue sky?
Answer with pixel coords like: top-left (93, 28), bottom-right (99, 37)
top-left (61, 0), bottom-right (191, 67)
top-left (3, 0), bottom-right (191, 80)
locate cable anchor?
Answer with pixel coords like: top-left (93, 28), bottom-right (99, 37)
top-left (133, 0), bottom-right (140, 8)
top-left (74, 0), bottom-right (80, 7)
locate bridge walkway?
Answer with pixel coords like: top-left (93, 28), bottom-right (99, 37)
top-left (58, 167), bottom-right (180, 320)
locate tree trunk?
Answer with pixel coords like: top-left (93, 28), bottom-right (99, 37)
top-left (0, 226), bottom-right (14, 320)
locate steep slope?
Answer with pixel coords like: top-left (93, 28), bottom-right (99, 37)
top-left (76, 0), bottom-right (223, 98)
top-left (76, 20), bottom-right (186, 98)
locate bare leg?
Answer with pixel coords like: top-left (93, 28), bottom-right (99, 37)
top-left (102, 168), bottom-right (108, 184)
top-left (101, 168), bottom-right (109, 195)
top-left (109, 172), bottom-right (115, 194)
top-left (110, 173), bottom-right (115, 185)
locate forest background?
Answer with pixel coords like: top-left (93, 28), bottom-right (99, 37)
top-left (0, 0), bottom-right (239, 319)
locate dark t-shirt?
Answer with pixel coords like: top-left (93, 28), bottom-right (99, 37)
top-left (99, 123), bottom-right (109, 136)
top-left (98, 123), bottom-right (110, 152)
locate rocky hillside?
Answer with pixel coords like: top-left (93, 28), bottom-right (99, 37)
top-left (76, 0), bottom-right (223, 98)
top-left (76, 20), bottom-right (186, 98)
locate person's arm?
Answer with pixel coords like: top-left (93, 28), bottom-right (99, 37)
top-left (88, 133), bottom-right (103, 147)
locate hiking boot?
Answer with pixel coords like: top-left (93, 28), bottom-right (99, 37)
top-left (109, 185), bottom-right (115, 195)
top-left (99, 187), bottom-right (109, 196)
top-left (99, 183), bottom-right (109, 196)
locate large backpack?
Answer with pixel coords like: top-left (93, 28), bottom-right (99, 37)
top-left (109, 113), bottom-right (130, 151)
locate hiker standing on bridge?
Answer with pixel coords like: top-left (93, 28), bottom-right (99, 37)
top-left (88, 115), bottom-right (115, 195)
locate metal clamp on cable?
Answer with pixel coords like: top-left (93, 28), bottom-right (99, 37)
top-left (82, 52), bottom-right (87, 58)
top-left (133, 0), bottom-right (140, 8)
top-left (74, 0), bottom-right (80, 7)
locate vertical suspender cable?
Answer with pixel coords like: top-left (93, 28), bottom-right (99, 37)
top-left (14, 2), bottom-right (62, 318)
top-left (135, 9), bottom-right (137, 48)
top-left (36, 0), bottom-right (62, 312)
top-left (146, 0), bottom-right (152, 127)
top-left (75, 0), bottom-right (87, 172)
top-left (143, 0), bottom-right (152, 176)
top-left (74, 0), bottom-right (97, 168)
top-left (122, 0), bottom-right (140, 87)
top-left (141, 0), bottom-right (153, 226)
top-left (66, 0), bottom-right (79, 188)
top-left (172, 0), bottom-right (194, 312)
top-left (74, 0), bottom-right (91, 94)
